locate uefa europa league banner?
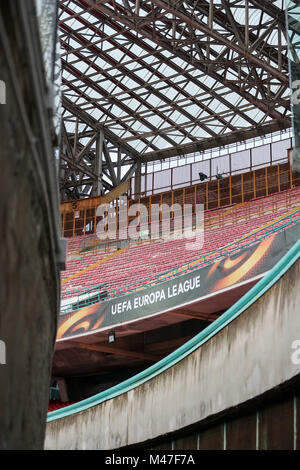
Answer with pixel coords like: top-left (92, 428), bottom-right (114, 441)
top-left (57, 223), bottom-right (300, 340)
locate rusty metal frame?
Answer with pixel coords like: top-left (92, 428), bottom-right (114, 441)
top-left (58, 0), bottom-right (291, 200)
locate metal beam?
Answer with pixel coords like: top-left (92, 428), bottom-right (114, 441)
top-left (71, 341), bottom-right (160, 362)
top-left (62, 96), bottom-right (140, 160)
top-left (58, 0), bottom-right (292, 197)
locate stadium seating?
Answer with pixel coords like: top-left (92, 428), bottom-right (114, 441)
top-left (48, 400), bottom-right (76, 412)
top-left (61, 187), bottom-right (300, 299)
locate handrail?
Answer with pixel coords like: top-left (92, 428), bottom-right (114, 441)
top-left (61, 282), bottom-right (107, 300)
top-left (60, 208), bottom-right (300, 315)
top-left (60, 282), bottom-right (108, 314)
top-left (48, 238), bottom-right (300, 421)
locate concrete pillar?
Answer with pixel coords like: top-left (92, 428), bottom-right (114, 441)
top-left (57, 378), bottom-right (69, 403)
top-left (92, 131), bottom-right (103, 196)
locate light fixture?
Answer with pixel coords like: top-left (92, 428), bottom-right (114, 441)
top-left (108, 331), bottom-right (115, 343)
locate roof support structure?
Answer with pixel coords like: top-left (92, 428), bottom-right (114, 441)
top-left (58, 0), bottom-right (292, 201)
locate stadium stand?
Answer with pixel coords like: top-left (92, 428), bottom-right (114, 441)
top-left (61, 186), bottom-right (300, 302)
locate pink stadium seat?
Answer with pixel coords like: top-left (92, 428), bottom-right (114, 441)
top-left (61, 187), bottom-right (300, 300)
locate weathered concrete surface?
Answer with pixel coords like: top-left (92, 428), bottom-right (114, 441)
top-left (45, 257), bottom-right (300, 450)
top-left (0, 2), bottom-right (59, 449)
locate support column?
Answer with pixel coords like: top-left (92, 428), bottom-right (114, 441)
top-left (117, 148), bottom-right (121, 185)
top-left (57, 378), bottom-right (69, 403)
top-left (286, 1), bottom-right (300, 173)
top-left (134, 160), bottom-right (142, 198)
top-left (92, 131), bottom-right (103, 196)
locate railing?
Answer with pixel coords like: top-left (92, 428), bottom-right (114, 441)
top-left (61, 209), bottom-right (300, 315)
top-left (60, 161), bottom-right (300, 239)
top-left (61, 282), bottom-right (108, 315)
top-left (60, 282), bottom-right (107, 300)
top-left (132, 139), bottom-right (292, 197)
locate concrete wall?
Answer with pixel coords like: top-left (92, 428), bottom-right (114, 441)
top-left (0, 2), bottom-right (60, 449)
top-left (149, 390), bottom-right (300, 450)
top-left (45, 256), bottom-right (300, 449)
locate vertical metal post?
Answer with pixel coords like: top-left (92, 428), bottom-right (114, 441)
top-left (62, 211), bottom-right (66, 237)
top-left (127, 197), bottom-right (130, 235)
top-left (116, 201), bottom-right (119, 235)
top-left (134, 160), bottom-right (142, 197)
top-left (207, 0), bottom-right (213, 57)
top-left (94, 206), bottom-right (97, 235)
top-left (73, 118), bottom-right (79, 156)
top-left (129, 177), bottom-right (132, 199)
top-left (223, 421), bottom-right (227, 450)
top-left (93, 131), bottom-right (103, 197)
top-left (83, 208), bottom-right (86, 235)
top-left (73, 210), bottom-right (76, 237)
top-left (245, 0), bottom-right (249, 48)
top-left (278, 23), bottom-right (282, 71)
top-left (152, 170), bottom-right (155, 197)
top-left (160, 193), bottom-right (162, 222)
top-left (285, 0), bottom-right (300, 173)
top-left (256, 411), bottom-right (260, 450)
top-left (294, 395), bottom-right (297, 450)
top-left (138, 198), bottom-right (141, 243)
top-left (117, 148), bottom-right (121, 185)
top-left (197, 433), bottom-right (200, 450)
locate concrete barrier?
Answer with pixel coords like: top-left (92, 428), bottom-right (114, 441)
top-left (45, 243), bottom-right (300, 449)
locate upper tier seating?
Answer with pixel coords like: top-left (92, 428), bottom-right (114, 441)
top-left (61, 187), bottom-right (300, 299)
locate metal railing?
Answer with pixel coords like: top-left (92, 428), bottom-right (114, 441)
top-left (132, 149), bottom-right (290, 197)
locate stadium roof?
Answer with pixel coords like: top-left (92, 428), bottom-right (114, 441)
top-left (58, 0), bottom-right (291, 199)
